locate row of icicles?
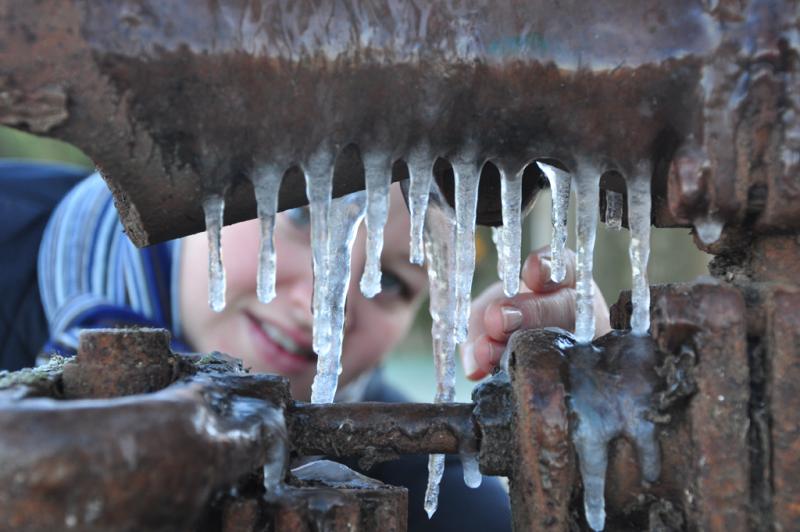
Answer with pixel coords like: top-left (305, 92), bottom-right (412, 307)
top-left (200, 148), bottom-right (654, 529)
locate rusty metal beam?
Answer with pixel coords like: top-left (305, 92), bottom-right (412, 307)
top-left (2, 0), bottom-right (756, 245)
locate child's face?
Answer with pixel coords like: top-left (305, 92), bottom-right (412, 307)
top-left (179, 184), bottom-right (428, 401)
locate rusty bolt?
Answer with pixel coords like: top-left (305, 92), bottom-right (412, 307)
top-left (63, 328), bottom-right (177, 398)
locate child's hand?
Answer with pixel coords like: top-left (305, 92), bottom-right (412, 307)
top-left (460, 247), bottom-right (611, 380)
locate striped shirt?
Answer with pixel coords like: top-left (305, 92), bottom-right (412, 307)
top-left (37, 173), bottom-right (188, 354)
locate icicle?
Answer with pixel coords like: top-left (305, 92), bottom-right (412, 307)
top-left (304, 148), bottom-right (335, 358)
top-left (310, 190), bottom-right (367, 404)
top-left (420, 179), bottom-right (458, 518)
top-left (425, 454), bottom-right (446, 518)
top-left (536, 162), bottom-right (571, 283)
top-left (604, 190), bottom-right (623, 230)
top-left (460, 451), bottom-right (482, 488)
top-left (451, 153), bottom-right (481, 343)
top-left (202, 194), bottom-right (226, 312)
top-left (261, 406), bottom-right (288, 499)
top-left (406, 143), bottom-right (434, 265)
top-left (498, 165), bottom-right (522, 297)
top-left (252, 166), bottom-right (284, 304)
top-left (627, 164), bottom-right (652, 336)
top-left (567, 333), bottom-right (661, 531)
top-left (573, 164), bottom-right (601, 344)
top-left (694, 212), bottom-right (724, 244)
top-left (360, 151), bottom-right (392, 297)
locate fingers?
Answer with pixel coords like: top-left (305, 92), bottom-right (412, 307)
top-left (463, 284), bottom-right (610, 380)
top-left (466, 282), bottom-right (517, 343)
top-left (461, 245), bottom-right (611, 381)
top-left (521, 247), bottom-right (576, 293)
top-left (461, 334), bottom-right (505, 380)
top-left (482, 288), bottom-right (577, 343)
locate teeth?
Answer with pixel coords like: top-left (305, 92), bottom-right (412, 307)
top-left (260, 321), bottom-right (313, 358)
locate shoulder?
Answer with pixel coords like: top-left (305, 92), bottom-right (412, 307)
top-left (0, 161), bottom-right (92, 370)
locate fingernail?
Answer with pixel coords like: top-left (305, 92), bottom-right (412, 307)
top-left (462, 343), bottom-right (479, 377)
top-left (501, 306), bottom-right (523, 333)
top-left (539, 256), bottom-right (552, 281)
top-left (540, 255), bottom-right (562, 288)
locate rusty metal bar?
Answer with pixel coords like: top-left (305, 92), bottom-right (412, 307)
top-left (287, 402), bottom-right (477, 460)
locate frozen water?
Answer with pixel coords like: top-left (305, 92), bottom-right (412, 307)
top-left (604, 190), bottom-right (623, 230)
top-left (262, 406), bottom-right (288, 498)
top-left (694, 213), bottom-right (724, 244)
top-left (498, 165), bottom-right (522, 297)
top-left (424, 182), bottom-right (457, 404)
top-left (536, 162), bottom-right (571, 283)
top-left (451, 153), bottom-right (481, 342)
top-left (567, 334), bottom-right (661, 531)
top-left (304, 148), bottom-right (335, 358)
top-left (292, 460), bottom-right (384, 489)
top-left (425, 454), bottom-right (446, 518)
top-left (421, 178), bottom-right (458, 518)
top-left (252, 166), bottom-right (284, 304)
top-left (202, 194), bottom-right (226, 312)
top-left (360, 151), bottom-right (392, 298)
top-left (406, 143), bottom-right (434, 266)
top-left (573, 164), bottom-right (601, 344)
top-left (310, 190), bottom-right (367, 404)
top-left (460, 451), bottom-right (482, 488)
top-left (627, 164), bottom-right (652, 336)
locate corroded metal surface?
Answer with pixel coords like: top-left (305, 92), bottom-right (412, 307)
top-left (218, 461), bottom-right (408, 532)
top-left (766, 289), bottom-right (800, 531)
top-left (612, 282), bottom-right (751, 531)
top-left (0, 381), bottom-right (286, 531)
top-left (505, 328), bottom-right (575, 531)
top-left (501, 288), bottom-right (755, 532)
top-left (8, 1), bottom-right (798, 243)
top-left (0, 329), bottom-right (291, 532)
top-left (62, 328), bottom-right (186, 398)
top-left (287, 402), bottom-right (477, 466)
top-left (471, 371), bottom-right (513, 476)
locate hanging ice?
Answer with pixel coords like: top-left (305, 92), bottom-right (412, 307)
top-left (360, 151), bottom-right (392, 298)
top-left (425, 454), bottom-right (446, 519)
top-left (498, 165), bottom-right (523, 297)
top-left (261, 405), bottom-right (289, 499)
top-left (406, 143), bottom-right (434, 265)
top-left (573, 164), bottom-right (601, 344)
top-left (694, 212), bottom-right (724, 244)
top-left (536, 162), bottom-right (571, 283)
top-left (491, 226), bottom-right (503, 281)
top-left (252, 166), bottom-right (284, 304)
top-left (203, 194), bottom-right (226, 312)
top-left (460, 451), bottom-right (482, 489)
top-left (567, 333), bottom-right (661, 531)
top-left (604, 190), bottom-right (624, 230)
top-left (451, 153), bottom-right (481, 343)
top-left (304, 148), bottom-right (335, 358)
top-left (627, 164), bottom-right (652, 336)
top-left (416, 178), bottom-right (458, 518)
top-left (310, 190), bottom-right (367, 404)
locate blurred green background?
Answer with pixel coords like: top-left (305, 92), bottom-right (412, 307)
top-left (1, 125), bottom-right (710, 402)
